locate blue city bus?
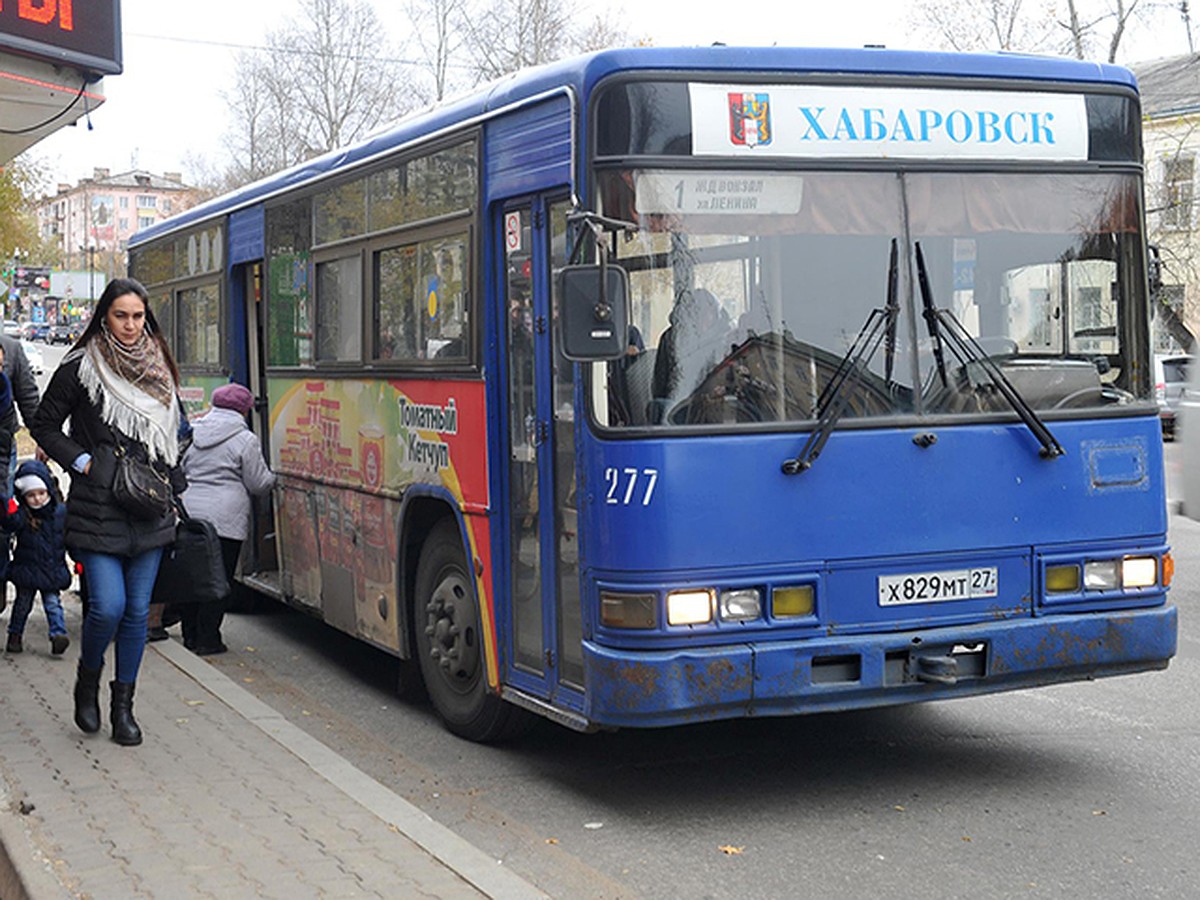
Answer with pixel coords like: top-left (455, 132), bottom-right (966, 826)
top-left (129, 46), bottom-right (1177, 741)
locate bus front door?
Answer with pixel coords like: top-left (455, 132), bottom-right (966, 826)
top-left (504, 198), bottom-right (584, 704)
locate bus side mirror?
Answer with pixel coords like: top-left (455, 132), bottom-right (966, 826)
top-left (558, 264), bottom-right (630, 360)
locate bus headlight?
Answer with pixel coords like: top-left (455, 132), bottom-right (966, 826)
top-left (600, 592), bottom-right (656, 629)
top-left (1047, 556), bottom-right (1161, 596)
top-left (1122, 556), bottom-right (1158, 589)
top-left (719, 589), bottom-right (761, 622)
top-left (1045, 564), bottom-right (1081, 593)
top-left (667, 589), bottom-right (714, 626)
top-left (772, 585), bottom-right (815, 618)
top-left (1084, 560), bottom-right (1120, 591)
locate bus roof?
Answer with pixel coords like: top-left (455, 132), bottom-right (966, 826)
top-left (130, 45), bottom-right (1137, 249)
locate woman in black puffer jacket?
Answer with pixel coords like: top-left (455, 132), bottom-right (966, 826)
top-left (30, 278), bottom-right (186, 747)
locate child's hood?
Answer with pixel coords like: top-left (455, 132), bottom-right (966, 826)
top-left (14, 459), bottom-right (55, 497)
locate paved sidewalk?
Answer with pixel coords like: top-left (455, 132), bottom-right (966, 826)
top-left (0, 601), bottom-right (545, 899)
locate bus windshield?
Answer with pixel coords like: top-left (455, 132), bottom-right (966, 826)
top-left (594, 168), bottom-right (1148, 429)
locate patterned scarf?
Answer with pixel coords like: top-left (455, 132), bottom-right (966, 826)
top-left (93, 326), bottom-right (176, 408)
top-left (79, 329), bottom-right (180, 466)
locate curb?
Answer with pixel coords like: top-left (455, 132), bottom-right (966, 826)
top-left (152, 639), bottom-right (548, 900)
top-left (0, 638), bottom-right (546, 899)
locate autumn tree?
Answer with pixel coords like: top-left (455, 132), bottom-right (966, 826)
top-left (0, 157), bottom-right (54, 267)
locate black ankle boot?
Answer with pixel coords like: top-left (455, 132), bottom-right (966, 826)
top-left (110, 681), bottom-right (142, 746)
top-left (73, 662), bottom-right (103, 733)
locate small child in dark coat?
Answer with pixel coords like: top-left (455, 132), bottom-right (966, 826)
top-left (5, 459), bottom-right (72, 655)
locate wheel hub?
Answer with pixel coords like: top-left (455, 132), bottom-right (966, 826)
top-left (424, 571), bottom-right (479, 689)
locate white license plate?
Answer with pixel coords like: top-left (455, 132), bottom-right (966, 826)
top-left (878, 567), bottom-right (999, 606)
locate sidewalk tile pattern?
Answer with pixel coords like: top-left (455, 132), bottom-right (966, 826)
top-left (0, 608), bottom-right (487, 899)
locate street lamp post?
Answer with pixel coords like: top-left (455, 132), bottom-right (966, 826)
top-left (80, 243), bottom-right (97, 324)
top-left (87, 243), bottom-right (96, 307)
top-left (6, 247), bottom-right (28, 321)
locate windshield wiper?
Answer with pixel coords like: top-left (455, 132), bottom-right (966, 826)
top-left (883, 237), bottom-right (900, 386)
top-left (782, 240), bottom-right (900, 474)
top-left (914, 242), bottom-right (1064, 460)
top-left (917, 240), bottom-right (948, 390)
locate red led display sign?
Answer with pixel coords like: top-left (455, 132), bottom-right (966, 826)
top-left (0, 0), bottom-right (121, 76)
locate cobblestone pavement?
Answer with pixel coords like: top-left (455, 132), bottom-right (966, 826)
top-left (0, 596), bottom-right (544, 899)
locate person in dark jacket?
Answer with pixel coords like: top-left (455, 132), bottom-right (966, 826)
top-left (0, 343), bottom-right (16, 514)
top-left (5, 460), bottom-right (72, 655)
top-left (0, 345), bottom-right (13, 616)
top-left (651, 288), bottom-right (730, 418)
top-left (30, 277), bottom-right (187, 747)
top-left (179, 382), bottom-right (274, 655)
top-left (0, 333), bottom-right (41, 494)
top-left (0, 332), bottom-right (40, 427)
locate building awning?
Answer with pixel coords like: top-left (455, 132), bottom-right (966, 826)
top-left (0, 53), bottom-right (104, 162)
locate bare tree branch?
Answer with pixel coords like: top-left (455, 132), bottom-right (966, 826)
top-left (911, 0), bottom-right (1159, 61)
top-left (220, 0), bottom-right (414, 188)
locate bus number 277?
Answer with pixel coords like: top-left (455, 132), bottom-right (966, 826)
top-left (604, 467), bottom-right (659, 506)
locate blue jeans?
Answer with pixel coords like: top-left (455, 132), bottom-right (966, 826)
top-left (76, 548), bottom-right (164, 683)
top-left (7, 587), bottom-right (66, 638)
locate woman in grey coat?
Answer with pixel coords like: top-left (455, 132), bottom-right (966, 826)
top-left (179, 382), bottom-right (275, 654)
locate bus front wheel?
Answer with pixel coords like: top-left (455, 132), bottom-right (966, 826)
top-left (414, 519), bottom-right (525, 742)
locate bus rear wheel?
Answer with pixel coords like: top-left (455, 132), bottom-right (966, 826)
top-left (414, 519), bottom-right (525, 742)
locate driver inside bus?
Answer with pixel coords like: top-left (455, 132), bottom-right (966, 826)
top-left (651, 288), bottom-right (731, 418)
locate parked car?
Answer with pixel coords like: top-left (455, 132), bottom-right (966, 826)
top-left (28, 323), bottom-right (50, 342)
top-left (1155, 353), bottom-right (1192, 440)
top-left (48, 323), bottom-right (80, 344)
top-left (2, 320), bottom-right (19, 338)
top-left (19, 340), bottom-right (44, 376)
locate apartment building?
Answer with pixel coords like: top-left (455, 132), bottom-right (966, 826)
top-left (35, 168), bottom-right (201, 274)
top-left (1134, 54), bottom-right (1200, 352)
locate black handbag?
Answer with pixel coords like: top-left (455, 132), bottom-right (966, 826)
top-left (111, 441), bottom-right (173, 521)
top-left (152, 506), bottom-right (229, 606)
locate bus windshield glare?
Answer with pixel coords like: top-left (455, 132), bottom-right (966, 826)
top-left (595, 168), bottom-right (1147, 429)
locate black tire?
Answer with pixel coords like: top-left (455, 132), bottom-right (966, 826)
top-left (414, 519), bottom-right (527, 742)
top-left (395, 656), bottom-right (426, 702)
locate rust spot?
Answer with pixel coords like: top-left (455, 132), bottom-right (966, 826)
top-left (681, 659), bottom-right (753, 700)
top-left (616, 662), bottom-right (660, 696)
top-left (588, 658), bottom-right (661, 710)
top-left (995, 617), bottom-right (1138, 674)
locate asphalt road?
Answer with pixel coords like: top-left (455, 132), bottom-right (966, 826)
top-left (206, 475), bottom-right (1197, 900)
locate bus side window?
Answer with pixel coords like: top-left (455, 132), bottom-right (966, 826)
top-left (373, 235), bottom-right (468, 361)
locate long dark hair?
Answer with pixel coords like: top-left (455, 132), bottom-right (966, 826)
top-left (72, 277), bottom-right (180, 383)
